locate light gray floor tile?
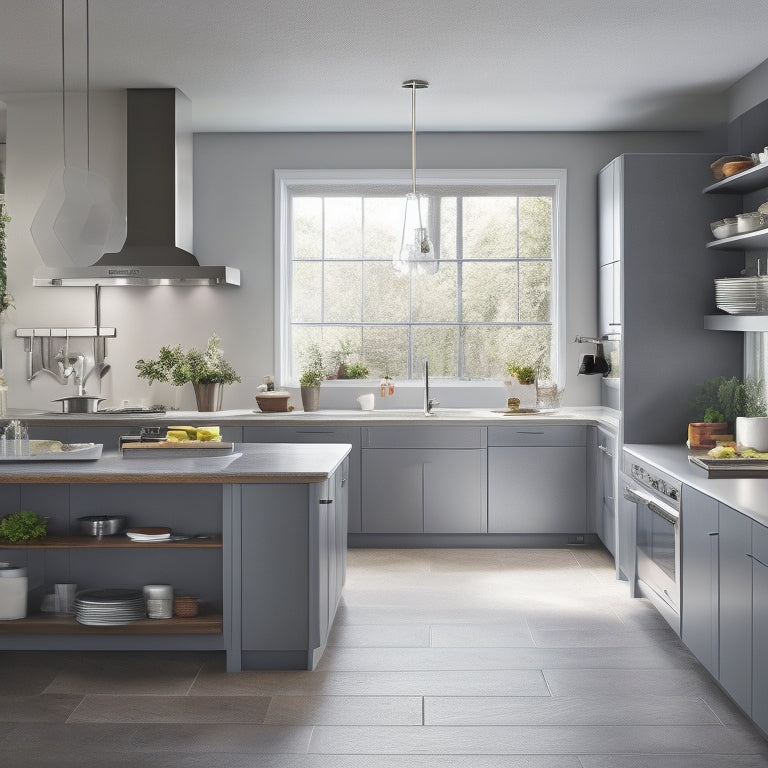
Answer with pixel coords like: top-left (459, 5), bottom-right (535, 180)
top-left (307, 724), bottom-right (768, 755)
top-left (430, 622), bottom-right (534, 647)
top-left (316, 644), bottom-right (700, 672)
top-left (0, 694), bottom-right (82, 722)
top-left (424, 695), bottom-right (722, 726)
top-left (328, 623), bottom-right (431, 647)
top-left (193, 668), bottom-right (549, 697)
top-left (130, 723), bottom-right (313, 753)
top-left (530, 626), bottom-right (679, 648)
top-left (578, 755), bottom-right (768, 768)
top-left (543, 668), bottom-right (723, 698)
top-left (264, 695), bottom-right (423, 725)
top-left (67, 694), bottom-right (271, 723)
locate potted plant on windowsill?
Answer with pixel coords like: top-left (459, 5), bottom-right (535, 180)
top-left (298, 343), bottom-right (325, 412)
top-left (505, 362), bottom-right (537, 408)
top-left (135, 334), bottom-right (241, 412)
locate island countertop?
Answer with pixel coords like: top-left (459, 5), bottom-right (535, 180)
top-left (0, 442), bottom-right (352, 484)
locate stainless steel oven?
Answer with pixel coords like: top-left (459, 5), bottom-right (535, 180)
top-left (622, 457), bottom-right (681, 634)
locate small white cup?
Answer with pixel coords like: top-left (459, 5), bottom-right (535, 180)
top-left (356, 393), bottom-right (375, 411)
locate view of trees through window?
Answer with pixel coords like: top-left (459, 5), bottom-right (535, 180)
top-left (286, 182), bottom-right (558, 383)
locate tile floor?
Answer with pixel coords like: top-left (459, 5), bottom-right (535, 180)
top-left (1, 545), bottom-right (768, 767)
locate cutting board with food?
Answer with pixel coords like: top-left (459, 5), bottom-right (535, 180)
top-left (121, 426), bottom-right (234, 457)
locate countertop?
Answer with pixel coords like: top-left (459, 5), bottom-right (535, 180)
top-left (0, 442), bottom-right (351, 485)
top-left (13, 406), bottom-right (620, 431)
top-left (624, 443), bottom-right (768, 528)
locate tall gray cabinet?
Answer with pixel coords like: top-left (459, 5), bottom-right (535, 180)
top-left (598, 154), bottom-right (744, 444)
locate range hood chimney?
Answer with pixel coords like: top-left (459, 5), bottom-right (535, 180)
top-left (34, 89), bottom-right (240, 287)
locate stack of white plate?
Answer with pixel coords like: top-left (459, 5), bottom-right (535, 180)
top-left (125, 527), bottom-right (172, 542)
top-left (715, 277), bottom-right (768, 314)
top-left (73, 588), bottom-right (146, 626)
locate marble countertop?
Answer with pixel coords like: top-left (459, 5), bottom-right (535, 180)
top-left (624, 443), bottom-right (768, 529)
top-left (0, 442), bottom-right (351, 485)
top-left (13, 406), bottom-right (620, 431)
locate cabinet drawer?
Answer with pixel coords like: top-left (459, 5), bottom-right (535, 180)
top-left (362, 425), bottom-right (486, 449)
top-left (488, 425), bottom-right (586, 447)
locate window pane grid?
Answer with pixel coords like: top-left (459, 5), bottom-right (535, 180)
top-left (288, 188), bottom-right (556, 381)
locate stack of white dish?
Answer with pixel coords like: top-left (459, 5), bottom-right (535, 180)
top-left (715, 277), bottom-right (768, 314)
top-left (73, 588), bottom-right (146, 626)
top-left (125, 527), bottom-right (171, 542)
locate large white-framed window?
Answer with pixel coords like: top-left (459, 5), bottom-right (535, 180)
top-left (275, 169), bottom-right (566, 386)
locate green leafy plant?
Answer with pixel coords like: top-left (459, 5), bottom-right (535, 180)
top-left (691, 376), bottom-right (766, 425)
top-left (507, 363), bottom-right (536, 385)
top-left (0, 511), bottom-right (47, 543)
top-left (0, 198), bottom-right (14, 314)
top-left (135, 334), bottom-right (241, 386)
top-left (345, 363), bottom-right (369, 379)
top-left (299, 343), bottom-right (325, 388)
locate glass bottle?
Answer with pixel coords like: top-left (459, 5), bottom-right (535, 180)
top-left (0, 370), bottom-right (7, 419)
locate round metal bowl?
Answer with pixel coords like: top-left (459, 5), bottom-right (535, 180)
top-left (53, 396), bottom-right (105, 414)
top-left (77, 515), bottom-right (126, 537)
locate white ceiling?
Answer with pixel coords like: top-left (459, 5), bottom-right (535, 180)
top-left (1, 0), bottom-right (768, 134)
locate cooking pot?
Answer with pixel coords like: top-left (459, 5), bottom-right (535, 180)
top-left (52, 396), bottom-right (105, 414)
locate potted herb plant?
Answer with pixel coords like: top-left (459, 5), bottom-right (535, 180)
top-left (0, 511), bottom-right (47, 543)
top-left (298, 344), bottom-right (325, 412)
top-left (689, 376), bottom-right (766, 449)
top-left (135, 333), bottom-right (241, 412)
top-left (505, 362), bottom-right (537, 408)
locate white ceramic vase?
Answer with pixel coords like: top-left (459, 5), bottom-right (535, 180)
top-left (736, 417), bottom-right (768, 451)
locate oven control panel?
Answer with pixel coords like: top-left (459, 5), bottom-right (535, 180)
top-left (630, 462), bottom-right (681, 508)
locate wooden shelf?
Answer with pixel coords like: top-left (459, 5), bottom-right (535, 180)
top-left (703, 162), bottom-right (768, 195)
top-left (0, 612), bottom-right (223, 634)
top-left (0, 535), bottom-right (222, 550)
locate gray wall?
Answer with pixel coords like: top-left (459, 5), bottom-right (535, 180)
top-left (2, 91), bottom-right (716, 410)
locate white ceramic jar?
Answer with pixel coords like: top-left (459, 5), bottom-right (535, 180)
top-left (0, 563), bottom-right (28, 620)
top-left (736, 416), bottom-right (768, 452)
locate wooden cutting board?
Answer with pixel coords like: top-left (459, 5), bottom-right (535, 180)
top-left (121, 441), bottom-right (234, 458)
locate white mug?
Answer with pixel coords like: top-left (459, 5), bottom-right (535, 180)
top-left (356, 393), bottom-right (375, 411)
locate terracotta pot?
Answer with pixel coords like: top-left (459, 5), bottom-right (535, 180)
top-left (688, 421), bottom-right (730, 450)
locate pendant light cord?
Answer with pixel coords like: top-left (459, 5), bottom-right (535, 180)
top-left (410, 84), bottom-right (417, 196)
top-left (60, 0), bottom-right (90, 169)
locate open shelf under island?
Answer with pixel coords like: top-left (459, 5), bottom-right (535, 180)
top-left (0, 443), bottom-right (351, 672)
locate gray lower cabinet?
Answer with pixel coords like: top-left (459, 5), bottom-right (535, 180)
top-left (238, 460), bottom-right (347, 670)
top-left (243, 425), bottom-right (362, 533)
top-left (488, 425), bottom-right (586, 534)
top-left (681, 485), bottom-right (719, 677)
top-left (594, 427), bottom-right (616, 554)
top-left (718, 502), bottom-right (753, 714)
top-left (751, 521), bottom-right (768, 734)
top-left (361, 426), bottom-right (487, 534)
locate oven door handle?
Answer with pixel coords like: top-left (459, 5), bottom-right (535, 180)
top-left (623, 486), bottom-right (679, 525)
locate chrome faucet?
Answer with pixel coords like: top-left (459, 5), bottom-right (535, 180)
top-left (423, 358), bottom-right (439, 415)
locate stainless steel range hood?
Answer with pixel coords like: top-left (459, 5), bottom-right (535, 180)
top-left (34, 89), bottom-right (240, 287)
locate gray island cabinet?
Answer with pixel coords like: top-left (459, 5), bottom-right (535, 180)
top-left (0, 443), bottom-right (351, 672)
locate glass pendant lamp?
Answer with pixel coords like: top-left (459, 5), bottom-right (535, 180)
top-left (393, 79), bottom-right (439, 275)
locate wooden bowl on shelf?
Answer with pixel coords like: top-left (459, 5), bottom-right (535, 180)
top-left (722, 160), bottom-right (754, 178)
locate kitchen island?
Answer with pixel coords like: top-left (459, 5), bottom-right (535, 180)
top-left (0, 443), bottom-right (351, 671)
